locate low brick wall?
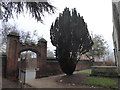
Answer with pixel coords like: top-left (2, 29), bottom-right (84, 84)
top-left (2, 56), bottom-right (93, 78)
top-left (76, 60), bottom-right (92, 71)
top-left (93, 61), bottom-right (103, 66)
top-left (2, 54), bottom-right (7, 78)
top-left (46, 60), bottom-right (62, 75)
top-left (46, 59), bottom-right (92, 75)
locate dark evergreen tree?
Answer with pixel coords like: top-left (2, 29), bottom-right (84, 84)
top-left (1, 1), bottom-right (55, 22)
top-left (50, 8), bottom-right (93, 75)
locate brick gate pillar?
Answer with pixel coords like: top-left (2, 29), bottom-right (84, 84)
top-left (36, 38), bottom-right (47, 78)
top-left (6, 33), bottom-right (20, 80)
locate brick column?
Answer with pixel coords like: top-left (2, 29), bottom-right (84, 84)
top-left (36, 38), bottom-right (47, 78)
top-left (6, 34), bottom-right (19, 80)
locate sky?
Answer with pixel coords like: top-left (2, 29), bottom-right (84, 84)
top-left (5, 0), bottom-right (114, 52)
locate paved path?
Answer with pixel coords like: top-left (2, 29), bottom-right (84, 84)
top-left (2, 78), bottom-right (21, 88)
top-left (2, 77), bottom-right (32, 88)
top-left (26, 73), bottom-right (95, 88)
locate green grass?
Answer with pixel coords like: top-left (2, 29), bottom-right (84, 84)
top-left (76, 69), bottom-right (91, 74)
top-left (81, 77), bottom-right (118, 88)
top-left (119, 73), bottom-right (120, 76)
top-left (92, 66), bottom-right (116, 67)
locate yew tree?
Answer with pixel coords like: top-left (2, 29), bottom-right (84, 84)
top-left (50, 8), bottom-right (93, 75)
top-left (1, 1), bottom-right (55, 22)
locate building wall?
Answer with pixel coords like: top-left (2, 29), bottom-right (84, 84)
top-left (113, 25), bottom-right (119, 66)
top-left (112, 1), bottom-right (120, 72)
top-left (117, 51), bottom-right (120, 71)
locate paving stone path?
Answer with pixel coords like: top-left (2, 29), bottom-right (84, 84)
top-left (2, 77), bottom-right (32, 88)
top-left (26, 73), bottom-right (97, 88)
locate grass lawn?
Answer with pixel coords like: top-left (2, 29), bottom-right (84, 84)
top-left (76, 69), bottom-right (118, 88)
top-left (119, 73), bottom-right (120, 77)
top-left (76, 69), bottom-right (91, 74)
top-left (81, 77), bottom-right (118, 88)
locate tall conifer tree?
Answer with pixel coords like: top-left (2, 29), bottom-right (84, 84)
top-left (50, 8), bottom-right (93, 75)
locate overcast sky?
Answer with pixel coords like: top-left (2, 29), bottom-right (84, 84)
top-left (6, 0), bottom-right (113, 52)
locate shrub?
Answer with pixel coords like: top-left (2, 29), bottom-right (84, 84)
top-left (91, 66), bottom-right (118, 77)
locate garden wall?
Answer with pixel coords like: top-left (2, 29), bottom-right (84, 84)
top-left (46, 60), bottom-right (62, 75)
top-left (93, 61), bottom-right (104, 66)
top-left (1, 53), bottom-right (7, 78)
top-left (2, 55), bottom-right (94, 78)
top-left (76, 60), bottom-right (93, 71)
top-left (46, 59), bottom-right (92, 75)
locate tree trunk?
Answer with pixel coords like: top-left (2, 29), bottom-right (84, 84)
top-left (56, 47), bottom-right (78, 75)
top-left (59, 60), bottom-right (76, 75)
top-left (58, 51), bottom-right (77, 75)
